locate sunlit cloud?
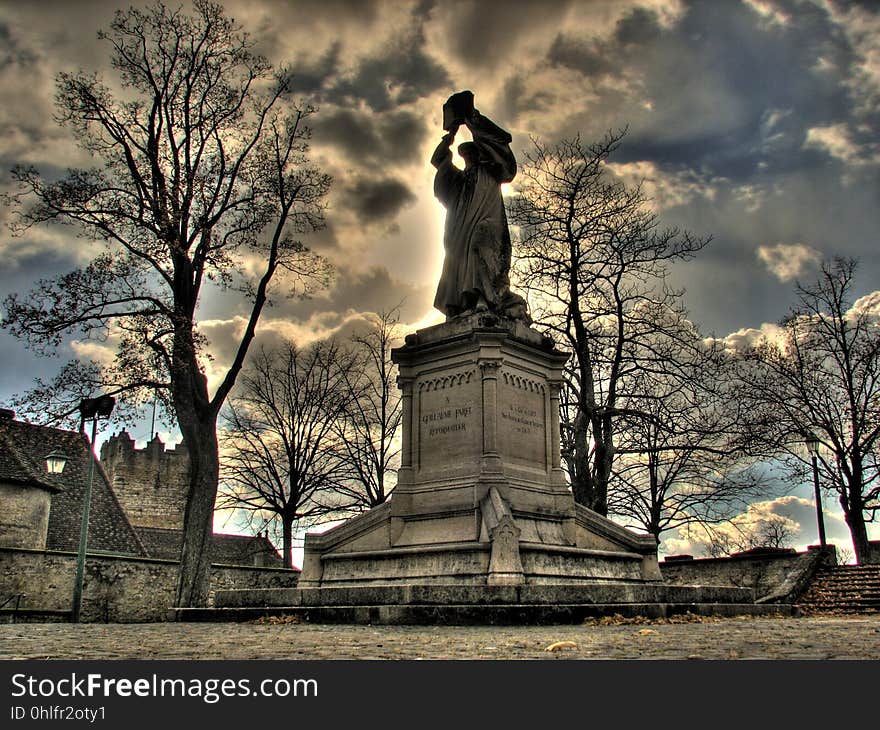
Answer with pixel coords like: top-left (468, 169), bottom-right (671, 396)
top-left (607, 160), bottom-right (722, 210)
top-left (742, 0), bottom-right (790, 28)
top-left (756, 242), bottom-right (822, 282)
top-left (717, 322), bottom-right (786, 353)
top-left (804, 123), bottom-right (869, 165)
top-left (663, 496), bottom-right (831, 558)
top-left (848, 290), bottom-right (880, 321)
top-left (823, 0), bottom-right (880, 119)
top-left (69, 339), bottom-right (118, 369)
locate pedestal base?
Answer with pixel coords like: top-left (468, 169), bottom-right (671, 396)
top-left (300, 315), bottom-right (660, 588)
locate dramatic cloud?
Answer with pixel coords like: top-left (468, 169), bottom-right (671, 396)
top-left (661, 495), bottom-right (856, 558)
top-left (742, 0), bottom-right (790, 28)
top-left (607, 160), bottom-right (721, 210)
top-left (312, 107), bottom-right (427, 167)
top-left (279, 265), bottom-right (433, 326)
top-left (804, 123), bottom-right (870, 165)
top-left (325, 28), bottom-right (450, 113)
top-left (337, 177), bottom-right (418, 224)
top-left (848, 290), bottom-right (880, 321)
top-left (756, 242), bottom-right (822, 282)
top-left (718, 322), bottom-right (786, 353)
top-left (824, 0), bottom-right (880, 120)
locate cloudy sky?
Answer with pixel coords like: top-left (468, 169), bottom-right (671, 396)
top-left (1, 0), bottom-right (878, 557)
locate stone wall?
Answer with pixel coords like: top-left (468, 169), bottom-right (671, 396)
top-left (660, 547), bottom-right (834, 600)
top-left (100, 431), bottom-right (189, 530)
top-left (0, 547), bottom-right (299, 623)
top-left (0, 483), bottom-right (51, 550)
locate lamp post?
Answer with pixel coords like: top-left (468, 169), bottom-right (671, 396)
top-left (71, 394), bottom-right (115, 623)
top-left (805, 433), bottom-right (827, 548)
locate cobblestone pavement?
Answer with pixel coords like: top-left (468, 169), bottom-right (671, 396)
top-left (2, 614), bottom-right (880, 659)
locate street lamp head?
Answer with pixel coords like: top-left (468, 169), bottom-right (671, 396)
top-left (45, 450), bottom-right (68, 474)
top-left (78, 395), bottom-right (116, 419)
top-left (805, 432), bottom-right (820, 456)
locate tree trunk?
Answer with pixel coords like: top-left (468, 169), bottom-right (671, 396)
top-left (843, 492), bottom-right (871, 564)
top-left (175, 407), bottom-right (220, 607)
top-left (171, 293), bottom-right (221, 608)
top-left (569, 470), bottom-right (592, 509)
top-left (569, 410), bottom-right (595, 510)
top-left (282, 514), bottom-right (294, 570)
top-left (591, 443), bottom-right (611, 516)
top-left (567, 407), bottom-right (612, 515)
top-left (592, 414), bottom-right (615, 516)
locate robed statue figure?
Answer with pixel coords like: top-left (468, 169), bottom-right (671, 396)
top-left (431, 91), bottom-right (529, 322)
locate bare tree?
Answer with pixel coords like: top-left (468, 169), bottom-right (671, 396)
top-left (701, 518), bottom-right (795, 558)
top-left (609, 331), bottom-right (766, 542)
top-left (508, 130), bottom-right (709, 515)
top-left (756, 520), bottom-right (795, 550)
top-left (0, 1), bottom-right (331, 605)
top-left (219, 341), bottom-right (357, 568)
top-left (836, 545), bottom-right (855, 565)
top-left (334, 308), bottom-right (403, 509)
top-left (738, 258), bottom-right (880, 563)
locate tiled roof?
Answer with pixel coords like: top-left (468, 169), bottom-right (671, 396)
top-left (211, 532), bottom-right (284, 567)
top-left (0, 421), bottom-right (62, 493)
top-left (135, 526), bottom-right (284, 567)
top-left (132, 526), bottom-right (184, 560)
top-left (0, 415), bottom-right (146, 556)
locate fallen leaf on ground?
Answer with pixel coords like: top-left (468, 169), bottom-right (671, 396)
top-left (582, 611), bottom-right (771, 626)
top-left (544, 641), bottom-right (578, 652)
top-left (252, 615), bottom-right (301, 625)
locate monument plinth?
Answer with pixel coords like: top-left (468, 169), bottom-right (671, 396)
top-left (298, 314), bottom-right (661, 588)
top-left (391, 313), bottom-right (571, 549)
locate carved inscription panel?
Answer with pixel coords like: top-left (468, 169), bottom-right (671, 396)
top-left (417, 371), bottom-right (480, 472)
top-left (499, 374), bottom-right (547, 469)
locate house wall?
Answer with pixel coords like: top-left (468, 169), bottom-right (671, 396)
top-left (0, 483), bottom-right (51, 550)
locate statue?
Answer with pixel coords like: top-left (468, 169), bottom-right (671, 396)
top-left (431, 91), bottom-right (530, 322)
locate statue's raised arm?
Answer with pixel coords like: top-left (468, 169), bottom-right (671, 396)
top-left (432, 91), bottom-right (529, 322)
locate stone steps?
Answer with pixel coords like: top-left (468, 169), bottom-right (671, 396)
top-left (213, 581), bottom-right (757, 608)
top-left (171, 581), bottom-right (789, 625)
top-left (804, 577), bottom-right (880, 586)
top-left (174, 601), bottom-right (791, 626)
top-left (797, 565), bottom-right (880, 614)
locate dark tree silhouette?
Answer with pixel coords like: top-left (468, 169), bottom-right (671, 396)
top-left (609, 326), bottom-right (765, 542)
top-left (219, 342), bottom-right (357, 569)
top-left (334, 308), bottom-right (403, 509)
top-left (739, 258), bottom-right (880, 563)
top-left (509, 130), bottom-right (709, 515)
top-left (701, 518), bottom-right (796, 558)
top-left (1, 1), bottom-right (331, 606)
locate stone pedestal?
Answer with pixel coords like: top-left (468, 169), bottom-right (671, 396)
top-left (299, 314), bottom-right (660, 588)
top-left (390, 313), bottom-right (572, 549)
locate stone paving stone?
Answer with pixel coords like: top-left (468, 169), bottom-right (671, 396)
top-left (1, 615), bottom-right (880, 660)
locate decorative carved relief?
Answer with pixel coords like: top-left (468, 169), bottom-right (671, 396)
top-left (501, 371), bottom-right (546, 394)
top-left (418, 370), bottom-right (475, 392)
